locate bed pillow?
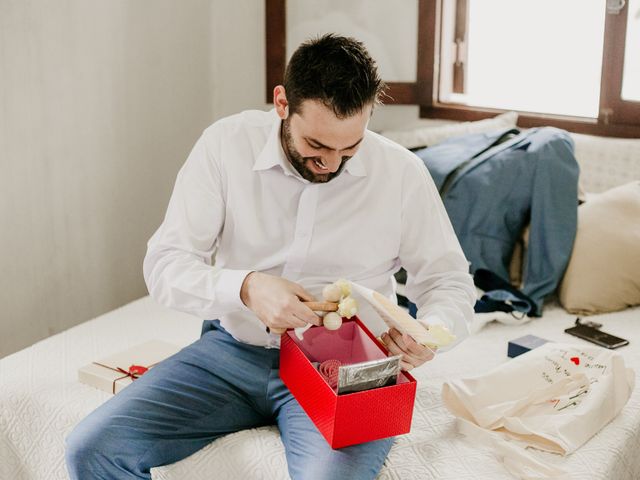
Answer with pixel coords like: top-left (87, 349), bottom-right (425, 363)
top-left (380, 111), bottom-right (518, 149)
top-left (570, 133), bottom-right (640, 194)
top-left (559, 181), bottom-right (640, 315)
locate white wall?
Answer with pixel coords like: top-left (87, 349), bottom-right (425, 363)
top-left (210, 1), bottom-right (269, 119)
top-left (0, 0), bottom-right (421, 358)
top-left (0, 0), bottom-right (214, 357)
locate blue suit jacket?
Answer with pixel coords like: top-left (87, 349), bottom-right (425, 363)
top-left (415, 127), bottom-right (580, 316)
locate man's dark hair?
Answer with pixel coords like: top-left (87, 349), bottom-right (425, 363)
top-left (283, 34), bottom-right (386, 118)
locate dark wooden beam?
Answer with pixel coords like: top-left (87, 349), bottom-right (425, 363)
top-left (417, 0), bottom-right (437, 106)
top-left (383, 83), bottom-right (418, 105)
top-left (265, 0), bottom-right (286, 103)
top-left (599, 1), bottom-right (640, 126)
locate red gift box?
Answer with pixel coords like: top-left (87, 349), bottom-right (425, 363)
top-left (280, 316), bottom-right (417, 449)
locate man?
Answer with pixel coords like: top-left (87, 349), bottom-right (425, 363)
top-left (65, 34), bottom-right (475, 480)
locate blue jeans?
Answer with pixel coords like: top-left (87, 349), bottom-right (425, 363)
top-left (65, 321), bottom-right (393, 479)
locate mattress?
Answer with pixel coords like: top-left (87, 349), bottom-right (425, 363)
top-left (1, 296), bottom-right (638, 480)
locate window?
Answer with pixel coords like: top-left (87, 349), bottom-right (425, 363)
top-left (265, 0), bottom-right (425, 105)
top-left (429, 0), bottom-right (640, 136)
top-left (265, 0), bottom-right (640, 137)
top-left (621, 0), bottom-right (640, 101)
top-left (440, 0), bottom-right (605, 118)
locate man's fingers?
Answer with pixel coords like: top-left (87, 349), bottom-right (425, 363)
top-left (293, 284), bottom-right (316, 303)
top-left (287, 314), bottom-right (309, 329)
top-left (290, 297), bottom-right (322, 326)
top-left (400, 360), bottom-right (414, 371)
top-left (244, 273), bottom-right (324, 331)
top-left (403, 332), bottom-right (435, 359)
top-left (390, 328), bottom-right (436, 360)
top-left (387, 328), bottom-right (409, 351)
top-left (422, 344), bottom-right (437, 360)
top-left (380, 332), bottom-right (418, 367)
top-left (388, 328), bottom-right (424, 357)
top-left (267, 311), bottom-right (306, 330)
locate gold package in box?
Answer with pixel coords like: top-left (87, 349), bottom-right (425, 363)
top-left (78, 340), bottom-right (182, 394)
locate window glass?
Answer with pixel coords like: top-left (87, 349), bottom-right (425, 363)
top-left (287, 0), bottom-right (418, 82)
top-left (622, 0), bottom-right (640, 101)
top-left (444, 0), bottom-right (605, 118)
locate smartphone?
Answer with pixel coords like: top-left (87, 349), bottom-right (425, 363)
top-left (564, 319), bottom-right (629, 349)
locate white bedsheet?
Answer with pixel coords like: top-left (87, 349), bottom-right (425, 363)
top-left (1, 296), bottom-right (638, 480)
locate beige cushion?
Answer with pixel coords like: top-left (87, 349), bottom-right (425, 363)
top-left (559, 181), bottom-right (640, 315)
top-left (379, 111), bottom-right (518, 149)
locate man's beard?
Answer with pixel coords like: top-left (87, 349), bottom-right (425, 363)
top-left (281, 119), bottom-right (349, 183)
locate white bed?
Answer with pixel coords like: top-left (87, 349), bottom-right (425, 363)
top-left (2, 126), bottom-right (638, 479)
top-left (0, 296), bottom-right (638, 480)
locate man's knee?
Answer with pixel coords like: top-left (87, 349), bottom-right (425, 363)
top-left (293, 460), bottom-right (379, 480)
top-left (65, 417), bottom-right (139, 479)
top-left (288, 437), bottom-right (393, 480)
top-left (65, 421), bottom-right (103, 477)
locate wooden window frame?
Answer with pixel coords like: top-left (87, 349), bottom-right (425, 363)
top-left (265, 0), bottom-right (433, 105)
top-left (266, 0), bottom-right (640, 138)
top-left (420, 0), bottom-right (640, 138)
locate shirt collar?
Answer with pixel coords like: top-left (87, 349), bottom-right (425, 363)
top-left (253, 109), bottom-right (367, 181)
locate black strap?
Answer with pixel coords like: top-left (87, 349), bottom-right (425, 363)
top-left (473, 268), bottom-right (535, 309)
top-left (439, 128), bottom-right (520, 197)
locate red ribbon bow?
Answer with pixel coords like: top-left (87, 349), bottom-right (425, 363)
top-left (116, 364), bottom-right (149, 379)
top-left (92, 360), bottom-right (154, 394)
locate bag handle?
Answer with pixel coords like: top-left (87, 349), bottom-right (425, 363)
top-left (457, 418), bottom-right (571, 479)
top-left (473, 268), bottom-right (537, 317)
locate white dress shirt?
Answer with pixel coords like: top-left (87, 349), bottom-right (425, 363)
top-left (143, 109), bottom-right (476, 348)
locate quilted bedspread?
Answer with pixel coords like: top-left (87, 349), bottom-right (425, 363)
top-left (1, 296), bottom-right (638, 480)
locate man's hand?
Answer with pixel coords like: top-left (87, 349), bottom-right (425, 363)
top-left (380, 328), bottom-right (436, 371)
top-left (240, 272), bottom-right (322, 332)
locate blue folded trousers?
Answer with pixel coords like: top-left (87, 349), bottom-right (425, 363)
top-left (65, 320), bottom-right (393, 479)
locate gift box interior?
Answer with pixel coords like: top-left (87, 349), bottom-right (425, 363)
top-left (280, 317), bottom-right (416, 449)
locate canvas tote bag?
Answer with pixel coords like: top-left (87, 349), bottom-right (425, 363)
top-left (442, 342), bottom-right (634, 479)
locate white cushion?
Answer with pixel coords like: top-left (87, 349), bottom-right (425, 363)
top-left (570, 133), bottom-right (640, 194)
top-left (379, 111), bottom-right (518, 149)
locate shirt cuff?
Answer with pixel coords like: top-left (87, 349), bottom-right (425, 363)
top-left (214, 269), bottom-right (253, 313)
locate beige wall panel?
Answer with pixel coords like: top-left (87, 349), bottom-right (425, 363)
top-left (0, 0), bottom-right (213, 357)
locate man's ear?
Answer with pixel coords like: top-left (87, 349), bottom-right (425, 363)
top-left (273, 85), bottom-right (289, 120)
